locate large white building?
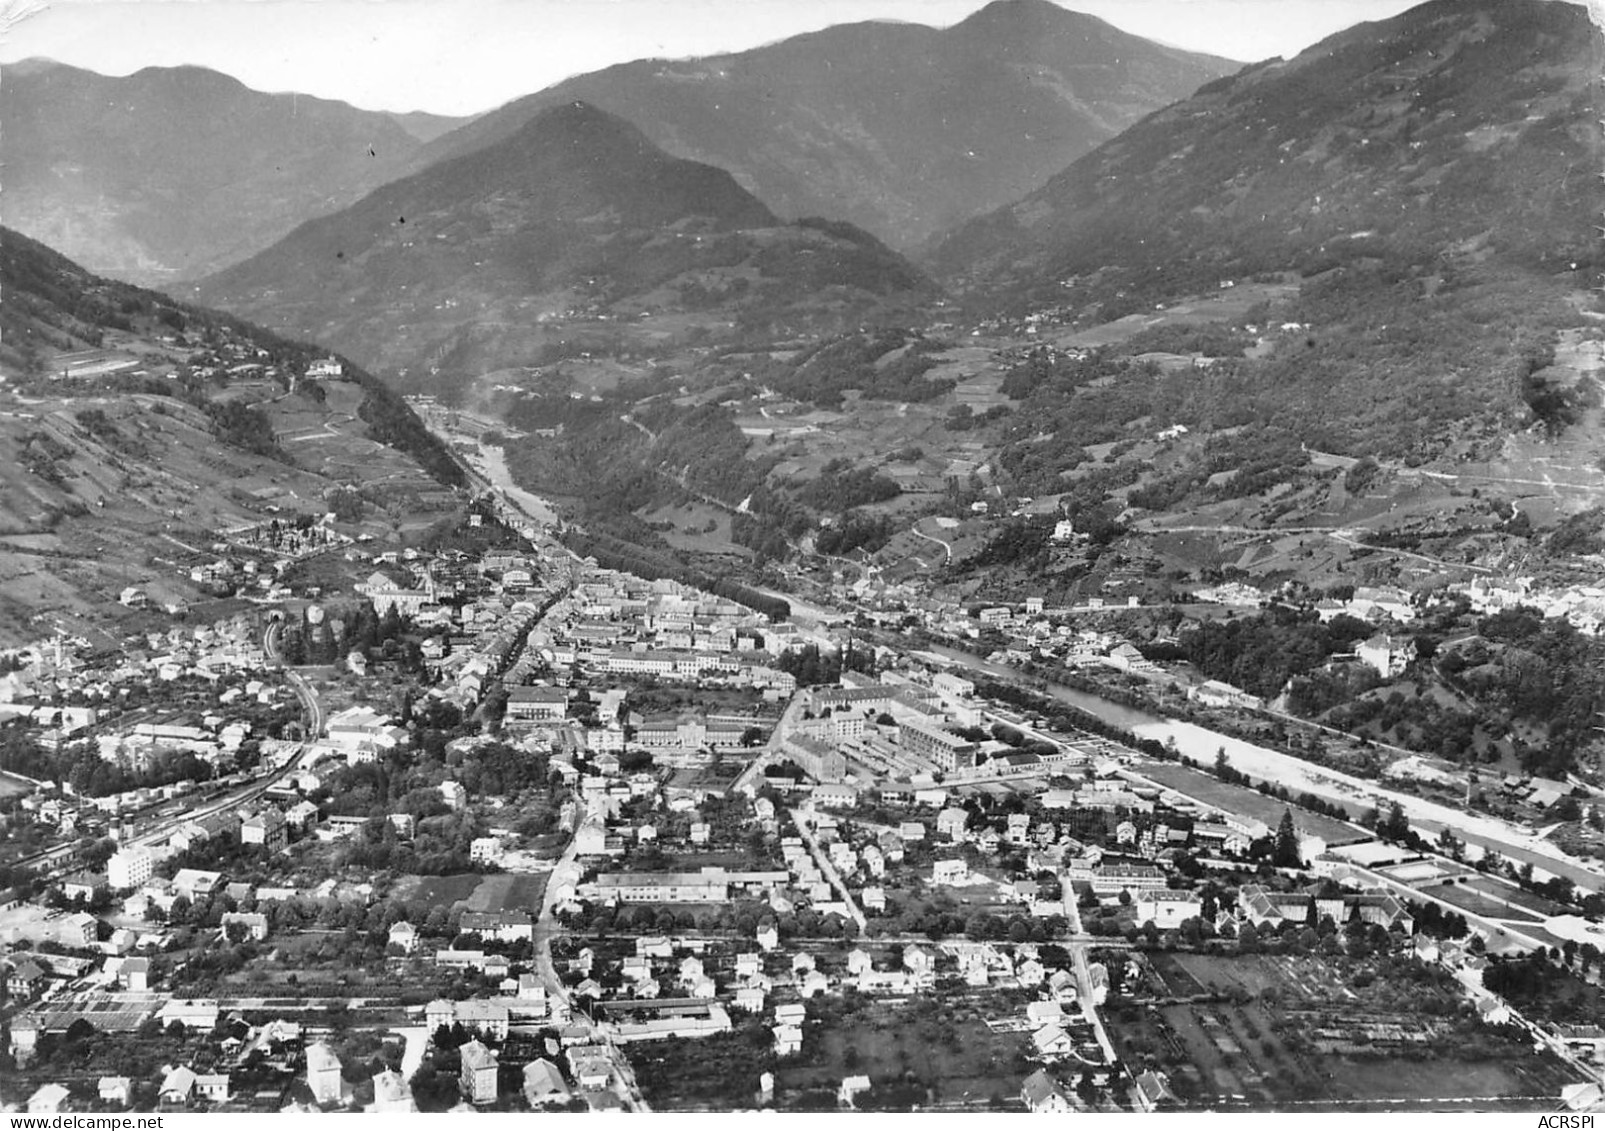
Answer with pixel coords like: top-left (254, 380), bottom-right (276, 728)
top-left (107, 846), bottom-right (154, 891)
top-left (898, 716), bottom-right (977, 772)
top-left (306, 1041), bottom-right (343, 1104)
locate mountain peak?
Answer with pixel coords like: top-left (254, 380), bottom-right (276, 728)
top-left (3, 56), bottom-right (65, 76)
top-left (408, 7), bottom-right (1237, 252)
top-left (935, 0), bottom-right (1604, 313)
top-left (523, 98), bottom-right (641, 141)
top-left (956, 0), bottom-right (1094, 31)
top-left (4, 61), bottom-right (461, 283)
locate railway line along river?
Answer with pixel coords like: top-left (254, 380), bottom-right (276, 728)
top-left (928, 643), bottom-right (1604, 894)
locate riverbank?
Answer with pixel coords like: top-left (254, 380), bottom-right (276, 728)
top-left (927, 642), bottom-right (1605, 894)
top-left (471, 441), bottom-right (558, 527)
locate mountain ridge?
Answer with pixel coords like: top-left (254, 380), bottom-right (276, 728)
top-left (2, 59), bottom-right (470, 285)
top-left (192, 101), bottom-right (939, 383)
top-left (932, 0), bottom-right (1604, 307)
top-left (402, 0), bottom-right (1238, 250)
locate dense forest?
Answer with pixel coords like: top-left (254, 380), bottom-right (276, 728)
top-left (1152, 608), bottom-right (1378, 700)
top-left (761, 329), bottom-right (954, 407)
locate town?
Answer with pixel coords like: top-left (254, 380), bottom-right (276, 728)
top-left (3, 469), bottom-right (1604, 1115)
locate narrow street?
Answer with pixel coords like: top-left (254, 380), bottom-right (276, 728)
top-left (1062, 877), bottom-right (1118, 1065)
top-left (788, 807), bottom-right (868, 932)
top-left (533, 803), bottom-right (586, 1014)
top-left (529, 800), bottom-right (652, 1112)
top-left (731, 691), bottom-right (809, 795)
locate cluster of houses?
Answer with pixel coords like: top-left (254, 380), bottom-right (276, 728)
top-left (12, 1011), bottom-right (597, 1114)
top-left (1459, 575), bottom-right (1605, 637)
top-left (527, 570), bottom-right (799, 694)
top-left (1, 616), bottom-right (279, 740)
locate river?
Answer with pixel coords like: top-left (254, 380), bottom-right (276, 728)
top-left (929, 643), bottom-right (1604, 893)
top-left (470, 440), bottom-right (559, 527)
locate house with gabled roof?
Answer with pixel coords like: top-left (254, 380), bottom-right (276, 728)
top-left (388, 920), bottom-right (419, 954)
top-left (1021, 1069), bottom-right (1071, 1113)
top-left (1032, 1024), bottom-right (1074, 1060)
top-left (28, 1083), bottom-right (71, 1114)
top-left (1351, 893), bottom-right (1412, 931)
top-left (1131, 1070), bottom-right (1175, 1111)
top-left (159, 1065), bottom-right (198, 1105)
top-left (522, 1058), bottom-right (570, 1106)
top-left (306, 1041), bottom-right (343, 1104)
top-left (370, 1069), bottom-right (416, 1113)
top-left (460, 1039), bottom-right (498, 1104)
top-left (773, 1023), bottom-right (804, 1056)
top-left (7, 958), bottom-right (47, 999)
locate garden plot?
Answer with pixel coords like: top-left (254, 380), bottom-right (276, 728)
top-left (773, 993), bottom-right (1040, 1111)
top-left (1111, 951), bottom-right (1587, 1110)
top-left (463, 873), bottom-right (548, 913)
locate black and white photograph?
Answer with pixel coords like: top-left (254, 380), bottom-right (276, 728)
top-left (1, 0), bottom-right (1603, 1115)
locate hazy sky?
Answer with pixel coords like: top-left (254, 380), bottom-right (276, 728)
top-left (1, 0), bottom-right (1442, 116)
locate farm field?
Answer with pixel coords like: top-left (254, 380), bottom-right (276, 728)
top-left (627, 988), bottom-right (1047, 1111)
top-left (773, 991), bottom-right (1041, 1111)
top-left (1110, 951), bottom-right (1587, 1110)
top-left (637, 501), bottom-right (750, 558)
top-left (392, 873), bottom-right (484, 906)
top-left (462, 872), bottom-right (548, 913)
top-left (204, 934), bottom-right (458, 1001)
top-left (389, 872), bottom-right (547, 913)
top-left (1456, 875), bottom-right (1569, 917)
top-left (1134, 761), bottom-right (1368, 846)
top-left (1425, 881), bottom-right (1544, 924)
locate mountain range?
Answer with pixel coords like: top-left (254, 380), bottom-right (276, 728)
top-left (933, 0), bottom-right (1604, 307)
top-left (3, 0), bottom-right (1232, 293)
top-left (404, 0), bottom-right (1237, 251)
top-left (2, 58), bottom-right (467, 285)
top-left (192, 101), bottom-right (939, 382)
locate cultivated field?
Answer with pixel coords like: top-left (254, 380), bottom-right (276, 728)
top-left (1135, 762), bottom-right (1369, 846)
top-left (462, 872), bottom-right (549, 913)
top-left (1110, 951), bottom-right (1587, 1110)
top-left (773, 991), bottom-right (1042, 1111)
top-left (1426, 882), bottom-right (1544, 924)
top-left (393, 873), bottom-right (484, 906)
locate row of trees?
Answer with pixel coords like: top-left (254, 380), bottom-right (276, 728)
top-left (559, 529), bottom-right (790, 621)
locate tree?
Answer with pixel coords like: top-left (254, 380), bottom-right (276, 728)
top-left (1380, 802), bottom-right (1410, 843)
top-left (1272, 809), bottom-right (1301, 869)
